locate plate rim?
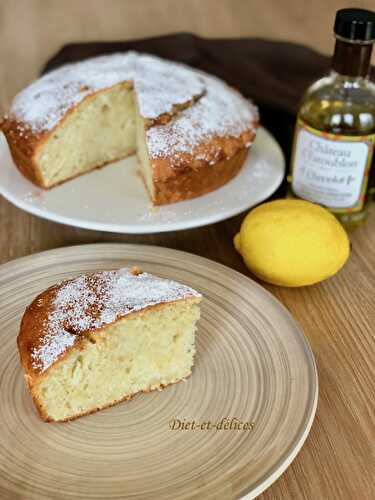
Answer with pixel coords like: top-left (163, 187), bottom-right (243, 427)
top-left (0, 127), bottom-right (285, 234)
top-left (0, 243), bottom-right (318, 499)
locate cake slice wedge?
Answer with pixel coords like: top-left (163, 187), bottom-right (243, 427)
top-left (17, 267), bottom-right (202, 422)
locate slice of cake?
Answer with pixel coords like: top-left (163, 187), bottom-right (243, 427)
top-left (17, 267), bottom-right (202, 422)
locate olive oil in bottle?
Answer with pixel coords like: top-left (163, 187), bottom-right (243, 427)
top-left (289, 8), bottom-right (375, 228)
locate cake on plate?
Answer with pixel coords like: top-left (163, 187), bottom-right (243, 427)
top-left (1, 52), bottom-right (258, 205)
top-left (17, 267), bottom-right (202, 422)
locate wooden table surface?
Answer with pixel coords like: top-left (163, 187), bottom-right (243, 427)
top-left (0, 1), bottom-right (374, 499)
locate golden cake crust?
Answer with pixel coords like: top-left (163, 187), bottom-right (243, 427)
top-left (152, 146), bottom-right (250, 204)
top-left (1, 118), bottom-right (47, 186)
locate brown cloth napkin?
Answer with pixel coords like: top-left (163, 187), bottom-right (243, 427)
top-left (43, 33), bottom-right (372, 194)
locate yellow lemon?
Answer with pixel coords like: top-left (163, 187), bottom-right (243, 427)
top-left (234, 199), bottom-right (350, 287)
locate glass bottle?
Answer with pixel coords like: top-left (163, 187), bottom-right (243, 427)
top-left (289, 8), bottom-right (375, 228)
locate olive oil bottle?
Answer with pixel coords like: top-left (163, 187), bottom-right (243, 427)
top-left (289, 8), bottom-right (375, 228)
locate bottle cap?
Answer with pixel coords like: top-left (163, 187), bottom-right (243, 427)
top-left (334, 8), bottom-right (375, 43)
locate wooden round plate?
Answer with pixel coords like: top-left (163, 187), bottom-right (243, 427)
top-left (0, 244), bottom-right (317, 499)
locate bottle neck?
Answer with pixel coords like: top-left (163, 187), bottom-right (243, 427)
top-left (332, 38), bottom-right (373, 78)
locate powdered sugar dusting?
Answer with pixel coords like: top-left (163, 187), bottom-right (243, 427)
top-left (30, 330), bottom-right (76, 374)
top-left (31, 268), bottom-right (201, 372)
top-left (146, 73), bottom-right (258, 160)
top-left (9, 52), bottom-right (205, 132)
top-left (134, 54), bottom-right (205, 119)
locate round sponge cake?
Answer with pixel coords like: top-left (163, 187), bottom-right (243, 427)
top-left (1, 52), bottom-right (258, 205)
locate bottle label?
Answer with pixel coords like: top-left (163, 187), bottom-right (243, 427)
top-left (291, 119), bottom-right (375, 212)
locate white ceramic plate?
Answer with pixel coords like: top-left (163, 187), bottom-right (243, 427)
top-left (0, 244), bottom-right (317, 499)
top-left (0, 127), bottom-right (284, 233)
